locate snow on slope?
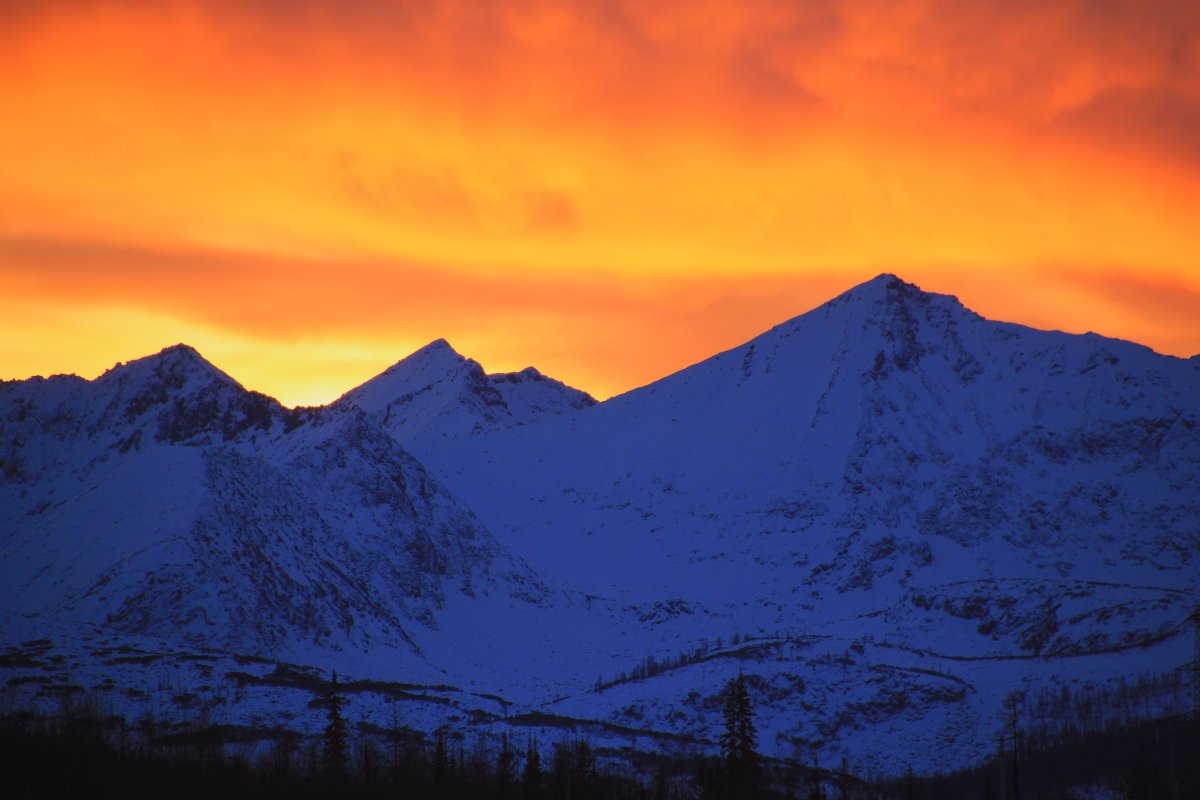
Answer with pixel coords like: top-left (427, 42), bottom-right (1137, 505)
top-left (0, 345), bottom-right (568, 684)
top-left (3, 276), bottom-right (1197, 776)
top-left (411, 274), bottom-right (1200, 771)
top-left (419, 275), bottom-right (1199, 596)
top-left (335, 338), bottom-right (595, 450)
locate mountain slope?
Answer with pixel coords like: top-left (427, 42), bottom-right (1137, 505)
top-left (335, 338), bottom-right (596, 450)
top-left (419, 275), bottom-right (1199, 598)
top-left (2, 277), bottom-right (1196, 775)
top-left (0, 346), bottom-right (554, 674)
top-left (412, 274), bottom-right (1199, 769)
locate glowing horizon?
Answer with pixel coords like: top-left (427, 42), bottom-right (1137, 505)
top-left (3, 0), bottom-right (1198, 406)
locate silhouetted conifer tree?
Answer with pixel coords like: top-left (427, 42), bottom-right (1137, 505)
top-left (721, 673), bottom-right (759, 798)
top-left (358, 736), bottom-right (381, 789)
top-left (654, 766), bottom-right (669, 800)
top-left (691, 754), bottom-right (724, 800)
top-left (903, 764), bottom-right (917, 800)
top-left (550, 741), bottom-right (573, 798)
top-left (836, 753), bottom-right (850, 800)
top-left (432, 727), bottom-right (450, 792)
top-left (496, 732), bottom-right (516, 798)
top-left (522, 736), bottom-right (542, 800)
top-left (321, 671), bottom-right (348, 783)
top-left (574, 739), bottom-right (598, 800)
top-left (388, 700), bottom-right (404, 783)
top-left (808, 754), bottom-right (825, 800)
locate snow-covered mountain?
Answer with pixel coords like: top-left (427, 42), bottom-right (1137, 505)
top-left (421, 275), bottom-right (1198, 597)
top-left (0, 345), bottom-right (560, 679)
top-left (412, 274), bottom-right (1200, 769)
top-left (335, 338), bottom-right (595, 450)
top-left (2, 275), bottom-right (1197, 776)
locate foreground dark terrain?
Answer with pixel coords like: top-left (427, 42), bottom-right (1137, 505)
top-left (3, 670), bottom-right (1195, 799)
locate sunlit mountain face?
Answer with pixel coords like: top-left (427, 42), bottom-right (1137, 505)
top-left (2, 0), bottom-right (1199, 407)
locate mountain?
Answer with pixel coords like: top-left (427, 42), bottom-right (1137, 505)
top-left (335, 338), bottom-right (596, 450)
top-left (2, 275), bottom-right (1197, 776)
top-left (0, 345), bottom-right (559, 679)
top-left (413, 274), bottom-right (1200, 770)
top-left (421, 275), bottom-right (1199, 596)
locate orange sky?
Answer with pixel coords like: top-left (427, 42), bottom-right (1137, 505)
top-left (2, 0), bottom-right (1198, 405)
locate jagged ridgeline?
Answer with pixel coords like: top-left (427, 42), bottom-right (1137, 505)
top-left (2, 274), bottom-right (1197, 779)
top-left (0, 345), bottom-right (551, 664)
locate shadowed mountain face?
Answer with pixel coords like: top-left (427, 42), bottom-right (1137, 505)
top-left (408, 275), bottom-right (1199, 767)
top-left (0, 345), bottom-right (551, 668)
top-left (2, 274), bottom-right (1197, 774)
top-left (419, 275), bottom-right (1199, 602)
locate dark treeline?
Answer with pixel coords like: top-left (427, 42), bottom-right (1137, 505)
top-left (2, 672), bottom-right (1194, 800)
top-left (0, 690), bottom-right (724, 800)
top-left (0, 703), bottom-right (652, 800)
top-left (882, 715), bottom-right (1198, 800)
top-left (595, 631), bottom-right (780, 692)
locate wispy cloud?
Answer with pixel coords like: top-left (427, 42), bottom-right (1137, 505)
top-left (2, 1), bottom-right (1197, 400)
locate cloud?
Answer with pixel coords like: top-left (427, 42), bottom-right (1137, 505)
top-left (2, 1), bottom-right (1199, 400)
top-left (0, 236), bottom-right (627, 337)
top-left (1052, 88), bottom-right (1200, 165)
top-left (0, 235), bottom-right (873, 400)
top-left (1068, 271), bottom-right (1200, 330)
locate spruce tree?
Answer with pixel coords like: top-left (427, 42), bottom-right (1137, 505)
top-left (808, 753), bottom-right (825, 800)
top-left (550, 741), bottom-right (573, 799)
top-left (389, 701), bottom-right (403, 784)
top-left (574, 739), bottom-right (598, 800)
top-left (433, 727), bottom-right (449, 788)
top-left (654, 766), bottom-right (669, 800)
top-left (836, 754), bottom-right (850, 800)
top-left (720, 673), bottom-right (759, 799)
top-left (521, 736), bottom-right (542, 800)
top-left (496, 732), bottom-right (515, 798)
top-left (903, 764), bottom-right (917, 800)
top-left (721, 676), bottom-right (740, 764)
top-left (321, 671), bottom-right (348, 783)
top-left (735, 674), bottom-right (758, 769)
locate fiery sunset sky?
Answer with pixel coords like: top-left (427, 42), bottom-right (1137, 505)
top-left (3, 0), bottom-right (1199, 405)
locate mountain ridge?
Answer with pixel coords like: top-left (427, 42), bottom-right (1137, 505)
top-left (2, 273), bottom-right (1196, 775)
top-left (335, 336), bottom-right (596, 449)
top-left (0, 346), bottom-right (564, 672)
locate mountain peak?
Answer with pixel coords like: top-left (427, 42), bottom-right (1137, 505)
top-left (834, 273), bottom-right (922, 303)
top-left (339, 339), bottom-right (596, 447)
top-left (160, 342), bottom-right (203, 356)
top-left (336, 338), bottom-right (484, 423)
top-left (815, 273), bottom-right (971, 325)
top-left (414, 337), bottom-right (463, 359)
top-left (99, 343), bottom-right (239, 389)
top-left (368, 339), bottom-right (470, 381)
top-left (493, 366), bottom-right (545, 382)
